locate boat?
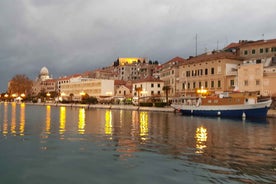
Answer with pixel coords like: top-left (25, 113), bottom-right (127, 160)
top-left (171, 92), bottom-right (272, 119)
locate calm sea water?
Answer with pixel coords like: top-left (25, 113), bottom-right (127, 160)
top-left (0, 102), bottom-right (275, 184)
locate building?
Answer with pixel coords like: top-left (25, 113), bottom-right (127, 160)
top-left (132, 76), bottom-right (164, 104)
top-left (178, 51), bottom-right (243, 96)
top-left (159, 57), bottom-right (186, 97)
top-left (32, 67), bottom-right (56, 96)
top-left (237, 61), bottom-right (263, 94)
top-left (59, 77), bottom-right (114, 101)
top-left (225, 38), bottom-right (276, 97)
top-left (263, 65), bottom-right (276, 97)
top-left (117, 61), bottom-right (157, 81)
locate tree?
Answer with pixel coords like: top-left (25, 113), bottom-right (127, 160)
top-left (162, 85), bottom-right (171, 105)
top-left (135, 86), bottom-right (142, 106)
top-left (8, 74), bottom-right (33, 96)
top-left (69, 93), bottom-right (74, 102)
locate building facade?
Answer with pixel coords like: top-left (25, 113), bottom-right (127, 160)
top-left (132, 77), bottom-right (164, 103)
top-left (159, 57), bottom-right (186, 97)
top-left (32, 67), bottom-right (56, 96)
top-left (60, 78), bottom-right (114, 101)
top-left (178, 51), bottom-right (243, 96)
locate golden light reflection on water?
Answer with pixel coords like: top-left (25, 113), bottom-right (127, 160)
top-left (45, 105), bottom-right (51, 134)
top-left (195, 126), bottom-right (208, 154)
top-left (11, 102), bottom-right (16, 135)
top-left (139, 111), bottom-right (149, 140)
top-left (2, 102), bottom-right (8, 135)
top-left (78, 108), bottom-right (85, 134)
top-left (59, 107), bottom-right (66, 134)
top-left (19, 103), bottom-right (25, 136)
top-left (104, 110), bottom-right (112, 135)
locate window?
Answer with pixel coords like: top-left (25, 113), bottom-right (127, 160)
top-left (188, 82), bottom-right (190, 89)
top-left (244, 80), bottom-right (248, 86)
top-left (218, 80), bottom-right (221, 88)
top-left (151, 83), bottom-right (154, 87)
top-left (199, 82), bottom-right (201, 88)
top-left (157, 91), bottom-right (160, 95)
top-left (182, 83), bottom-right (186, 89)
top-left (260, 48), bottom-right (263, 53)
top-left (244, 50), bottom-right (248, 55)
top-left (193, 82), bottom-right (196, 89)
top-left (265, 48), bottom-right (269, 53)
top-left (151, 91), bottom-right (154, 95)
top-left (205, 81), bottom-right (208, 88)
top-left (230, 80), bottom-right (234, 87)
top-left (211, 81), bottom-right (214, 88)
top-left (157, 83), bottom-right (160, 87)
top-left (211, 67), bottom-right (215, 74)
top-left (256, 80), bottom-right (260, 85)
top-left (205, 68), bottom-right (208, 75)
top-left (252, 49), bottom-right (256, 54)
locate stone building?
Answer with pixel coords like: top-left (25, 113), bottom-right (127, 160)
top-left (32, 67), bottom-right (56, 96)
top-left (159, 57), bottom-right (186, 97)
top-left (178, 51), bottom-right (243, 96)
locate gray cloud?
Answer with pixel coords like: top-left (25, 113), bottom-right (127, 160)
top-left (1, 0), bottom-right (276, 90)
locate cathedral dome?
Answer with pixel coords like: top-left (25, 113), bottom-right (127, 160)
top-left (40, 67), bottom-right (49, 76)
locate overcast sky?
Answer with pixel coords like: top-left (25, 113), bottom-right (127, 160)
top-left (1, 0), bottom-right (276, 91)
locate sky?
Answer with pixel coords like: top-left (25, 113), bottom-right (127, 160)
top-left (1, 0), bottom-right (276, 91)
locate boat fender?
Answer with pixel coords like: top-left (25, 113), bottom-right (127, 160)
top-left (242, 112), bottom-right (246, 119)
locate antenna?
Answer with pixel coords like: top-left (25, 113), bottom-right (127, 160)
top-left (195, 34), bottom-right (198, 56)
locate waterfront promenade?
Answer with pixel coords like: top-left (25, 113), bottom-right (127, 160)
top-left (27, 102), bottom-right (276, 118)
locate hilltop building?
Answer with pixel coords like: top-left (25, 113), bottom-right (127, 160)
top-left (32, 67), bottom-right (56, 96)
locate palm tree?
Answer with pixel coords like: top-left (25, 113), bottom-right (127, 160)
top-left (162, 85), bottom-right (171, 105)
top-left (69, 93), bottom-right (74, 102)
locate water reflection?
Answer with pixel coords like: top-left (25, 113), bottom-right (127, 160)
top-left (139, 111), bottom-right (149, 140)
top-left (104, 110), bottom-right (112, 135)
top-left (0, 104), bottom-right (275, 183)
top-left (2, 102), bottom-right (8, 135)
top-left (19, 103), bottom-right (25, 136)
top-left (78, 108), bottom-right (85, 134)
top-left (59, 107), bottom-right (66, 135)
top-left (195, 126), bottom-right (207, 154)
top-left (11, 102), bottom-right (16, 135)
top-left (45, 105), bottom-right (51, 134)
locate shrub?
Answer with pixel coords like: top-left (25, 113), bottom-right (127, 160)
top-left (139, 102), bottom-right (153, 107)
top-left (154, 102), bottom-right (167, 107)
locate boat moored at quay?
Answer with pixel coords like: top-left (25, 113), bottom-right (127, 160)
top-left (171, 91), bottom-right (272, 119)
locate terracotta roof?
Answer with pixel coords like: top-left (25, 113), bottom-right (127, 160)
top-left (185, 51), bottom-right (242, 64)
top-left (132, 76), bottom-right (163, 83)
top-left (224, 39), bottom-right (276, 50)
top-left (239, 39), bottom-right (276, 48)
top-left (162, 56), bottom-right (186, 65)
top-left (114, 80), bottom-right (126, 85)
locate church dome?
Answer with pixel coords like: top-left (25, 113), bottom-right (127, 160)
top-left (40, 67), bottom-right (49, 75)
